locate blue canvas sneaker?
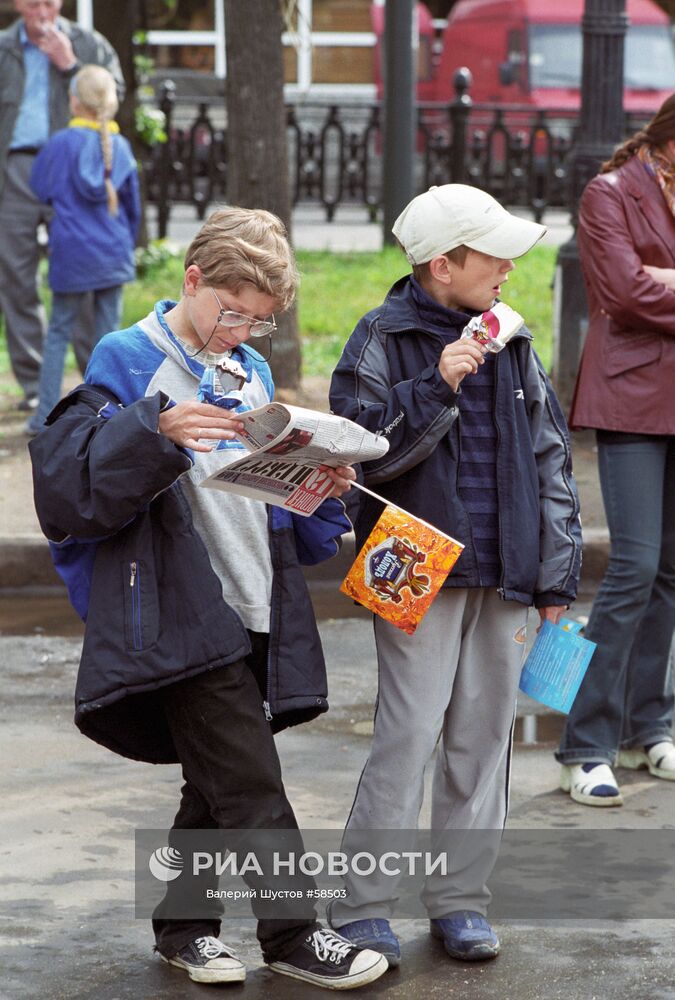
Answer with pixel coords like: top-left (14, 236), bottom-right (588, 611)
top-left (329, 918), bottom-right (401, 968)
top-left (430, 911), bottom-right (500, 961)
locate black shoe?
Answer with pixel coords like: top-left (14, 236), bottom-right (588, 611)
top-left (161, 935), bottom-right (246, 984)
top-left (269, 927), bottom-right (388, 989)
top-left (17, 395), bottom-right (38, 413)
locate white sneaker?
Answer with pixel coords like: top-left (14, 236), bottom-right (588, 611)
top-left (161, 935), bottom-right (246, 984)
top-left (618, 741), bottom-right (675, 781)
top-left (560, 763), bottom-right (623, 806)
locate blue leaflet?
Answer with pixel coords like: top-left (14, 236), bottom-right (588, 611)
top-left (519, 618), bottom-right (596, 714)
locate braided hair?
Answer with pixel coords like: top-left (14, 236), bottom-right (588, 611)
top-left (71, 65), bottom-right (120, 215)
top-left (601, 92), bottom-right (675, 173)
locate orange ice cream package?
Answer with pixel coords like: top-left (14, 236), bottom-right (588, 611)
top-left (340, 504), bottom-right (464, 635)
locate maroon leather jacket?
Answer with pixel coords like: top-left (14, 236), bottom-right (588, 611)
top-left (569, 154), bottom-right (675, 434)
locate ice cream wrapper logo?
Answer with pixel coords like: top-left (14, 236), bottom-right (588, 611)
top-left (461, 301), bottom-right (525, 353)
top-left (341, 504), bottom-right (464, 634)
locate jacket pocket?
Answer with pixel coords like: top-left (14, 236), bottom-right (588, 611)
top-left (122, 559), bottom-right (159, 651)
top-left (604, 329), bottom-right (663, 377)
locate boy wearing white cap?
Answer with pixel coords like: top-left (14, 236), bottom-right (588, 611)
top-left (329, 185), bottom-right (581, 966)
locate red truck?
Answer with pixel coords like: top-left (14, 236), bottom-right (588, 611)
top-left (373, 0), bottom-right (675, 114)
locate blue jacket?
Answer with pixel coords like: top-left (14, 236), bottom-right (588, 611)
top-left (329, 276), bottom-right (581, 608)
top-left (30, 123), bottom-right (140, 293)
top-left (29, 313), bottom-right (351, 764)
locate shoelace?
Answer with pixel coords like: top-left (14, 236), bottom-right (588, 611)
top-left (310, 929), bottom-right (353, 962)
top-left (194, 936), bottom-right (236, 960)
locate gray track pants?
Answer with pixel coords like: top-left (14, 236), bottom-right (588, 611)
top-left (330, 588), bottom-right (528, 922)
top-left (0, 155), bottom-right (95, 399)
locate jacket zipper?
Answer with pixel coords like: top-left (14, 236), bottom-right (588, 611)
top-left (129, 560), bottom-right (142, 650)
top-left (494, 357), bottom-right (506, 600)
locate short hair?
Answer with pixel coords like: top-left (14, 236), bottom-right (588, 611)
top-left (410, 244), bottom-right (470, 282)
top-left (184, 207), bottom-right (300, 310)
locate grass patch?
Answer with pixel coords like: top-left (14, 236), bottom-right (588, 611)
top-left (297, 244), bottom-right (556, 376)
top-left (0, 245), bottom-right (557, 390)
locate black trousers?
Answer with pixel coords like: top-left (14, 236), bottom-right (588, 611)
top-left (152, 633), bottom-right (319, 963)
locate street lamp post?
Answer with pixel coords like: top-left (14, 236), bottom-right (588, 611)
top-left (382, 0), bottom-right (416, 243)
top-left (554, 0), bottom-right (628, 409)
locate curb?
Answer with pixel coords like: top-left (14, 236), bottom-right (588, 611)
top-left (303, 529), bottom-right (609, 592)
top-left (0, 529), bottom-right (609, 591)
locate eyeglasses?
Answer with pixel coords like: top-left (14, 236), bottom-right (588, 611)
top-left (211, 288), bottom-right (276, 338)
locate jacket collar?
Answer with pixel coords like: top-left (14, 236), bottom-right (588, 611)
top-left (379, 275), bottom-right (472, 335)
top-left (378, 273), bottom-right (532, 343)
top-left (621, 154), bottom-right (674, 259)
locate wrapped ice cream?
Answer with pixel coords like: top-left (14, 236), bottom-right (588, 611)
top-left (461, 301), bottom-right (525, 353)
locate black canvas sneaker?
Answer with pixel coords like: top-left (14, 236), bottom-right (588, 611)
top-left (161, 935), bottom-right (246, 984)
top-left (269, 927), bottom-right (388, 990)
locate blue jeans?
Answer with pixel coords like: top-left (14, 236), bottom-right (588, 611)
top-left (557, 433), bottom-right (675, 765)
top-left (30, 286), bottom-right (122, 430)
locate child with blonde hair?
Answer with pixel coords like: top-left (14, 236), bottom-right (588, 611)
top-left (26, 63), bottom-right (140, 434)
top-left (28, 206), bottom-right (388, 990)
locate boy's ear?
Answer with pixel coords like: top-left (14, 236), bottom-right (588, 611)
top-left (429, 254), bottom-right (452, 286)
top-left (184, 264), bottom-right (202, 296)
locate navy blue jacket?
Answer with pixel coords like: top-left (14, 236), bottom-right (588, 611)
top-left (330, 277), bottom-right (581, 608)
top-left (29, 386), bottom-right (350, 764)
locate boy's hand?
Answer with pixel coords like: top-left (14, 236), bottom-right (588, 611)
top-left (537, 605), bottom-right (567, 632)
top-left (158, 401), bottom-right (245, 453)
top-left (439, 340), bottom-right (486, 393)
top-left (321, 464), bottom-right (357, 499)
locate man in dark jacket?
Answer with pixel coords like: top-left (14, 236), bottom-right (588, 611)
top-left (327, 184), bottom-right (581, 968)
top-left (29, 207), bottom-right (388, 991)
top-left (0, 0), bottom-right (124, 409)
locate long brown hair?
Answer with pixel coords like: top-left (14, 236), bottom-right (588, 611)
top-left (600, 92), bottom-right (675, 173)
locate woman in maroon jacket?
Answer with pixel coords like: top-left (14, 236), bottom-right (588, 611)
top-left (557, 94), bottom-right (675, 806)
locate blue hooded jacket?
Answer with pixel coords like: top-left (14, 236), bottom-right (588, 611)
top-left (28, 305), bottom-right (352, 764)
top-left (30, 123), bottom-right (140, 293)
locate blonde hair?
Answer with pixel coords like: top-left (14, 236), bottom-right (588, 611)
top-left (72, 64), bottom-right (120, 215)
top-left (184, 207), bottom-right (299, 310)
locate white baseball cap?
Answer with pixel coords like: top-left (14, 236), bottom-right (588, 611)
top-left (392, 184), bottom-right (546, 264)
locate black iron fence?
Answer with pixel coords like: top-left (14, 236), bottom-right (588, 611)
top-left (142, 74), bottom-right (650, 238)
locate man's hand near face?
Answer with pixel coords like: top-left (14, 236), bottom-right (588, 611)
top-left (35, 21), bottom-right (76, 72)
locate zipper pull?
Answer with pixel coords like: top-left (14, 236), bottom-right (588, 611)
top-left (129, 561), bottom-right (137, 588)
top-left (262, 700), bottom-right (273, 722)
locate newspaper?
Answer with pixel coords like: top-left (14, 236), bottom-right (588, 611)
top-left (200, 403), bottom-right (389, 516)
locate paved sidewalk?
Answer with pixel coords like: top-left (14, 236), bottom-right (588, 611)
top-left (1, 626), bottom-right (674, 1000)
top-left (146, 203), bottom-right (574, 254)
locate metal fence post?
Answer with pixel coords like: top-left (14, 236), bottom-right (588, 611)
top-left (382, 0), bottom-right (415, 243)
top-left (449, 67), bottom-right (473, 184)
top-left (157, 80), bottom-right (176, 240)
